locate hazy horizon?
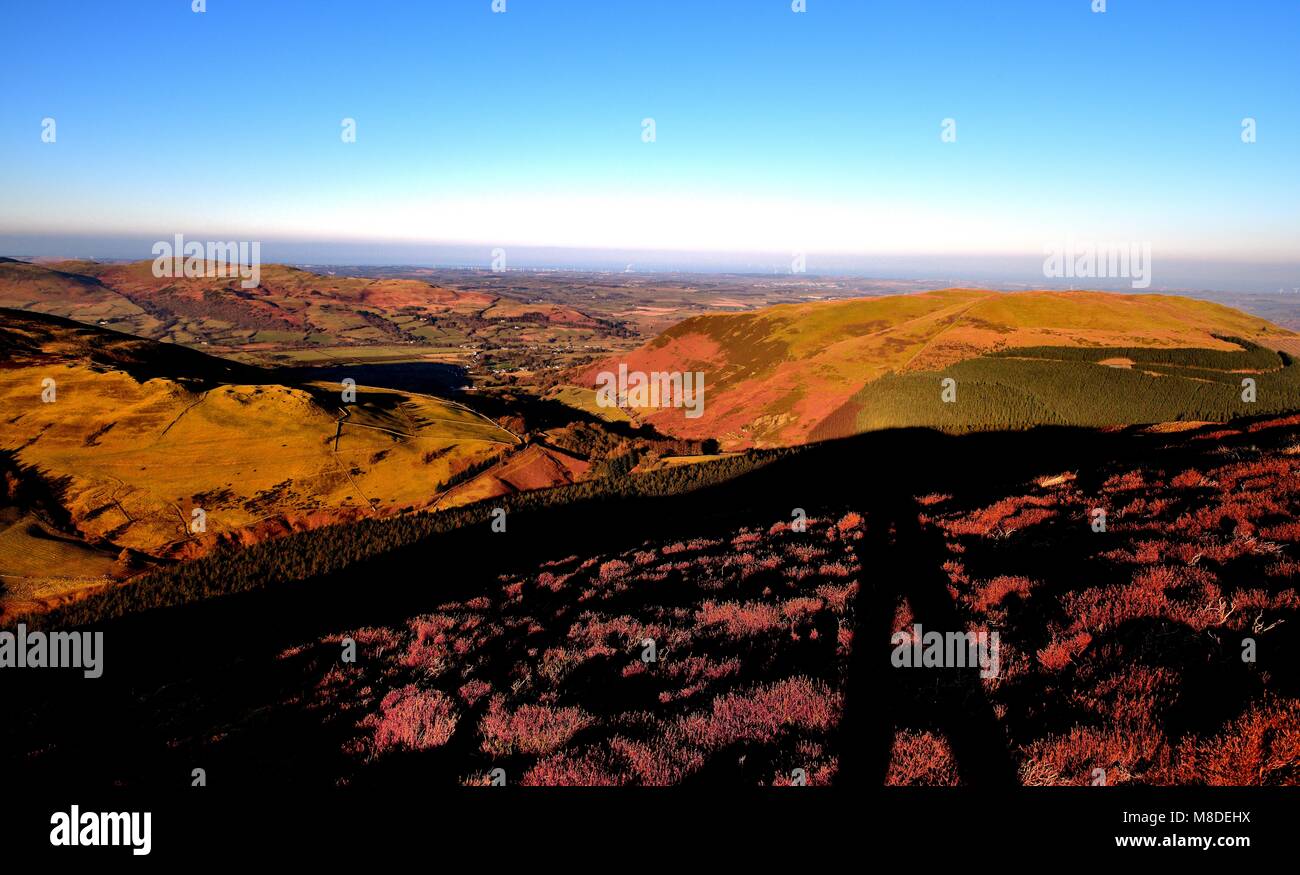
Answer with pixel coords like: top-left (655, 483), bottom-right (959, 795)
top-left (4, 232), bottom-right (1299, 295)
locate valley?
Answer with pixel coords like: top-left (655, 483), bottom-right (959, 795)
top-left (5, 268), bottom-right (1300, 623)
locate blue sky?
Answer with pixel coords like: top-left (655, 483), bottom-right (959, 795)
top-left (1, 0), bottom-right (1297, 277)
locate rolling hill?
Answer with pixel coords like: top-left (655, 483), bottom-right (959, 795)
top-left (577, 290), bottom-right (1300, 448)
top-left (0, 309), bottom-right (608, 619)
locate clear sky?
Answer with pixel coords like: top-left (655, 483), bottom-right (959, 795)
top-left (1, 0), bottom-right (1297, 276)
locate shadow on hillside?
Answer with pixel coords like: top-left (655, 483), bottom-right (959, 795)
top-left (3, 418), bottom-right (1294, 789)
top-left (281, 361), bottom-right (468, 396)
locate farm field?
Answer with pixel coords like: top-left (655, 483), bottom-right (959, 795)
top-left (0, 258), bottom-right (624, 378)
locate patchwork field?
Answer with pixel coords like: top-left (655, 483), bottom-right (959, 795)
top-left (0, 258), bottom-right (616, 372)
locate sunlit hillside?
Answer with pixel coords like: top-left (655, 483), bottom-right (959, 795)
top-left (580, 290), bottom-right (1298, 447)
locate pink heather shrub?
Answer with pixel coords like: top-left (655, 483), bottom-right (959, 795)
top-left (1134, 565), bottom-right (1181, 594)
top-left (1229, 588), bottom-right (1300, 613)
top-left (370, 685), bottom-right (459, 753)
top-left (836, 623), bottom-right (853, 655)
top-left (314, 661), bottom-right (364, 707)
top-left (480, 697), bottom-right (593, 756)
top-left (1247, 413), bottom-right (1300, 432)
top-left (598, 559), bottom-right (631, 581)
top-left (892, 598), bottom-right (914, 633)
top-left (458, 679), bottom-right (492, 705)
top-left (942, 559), bottom-right (969, 587)
top-left (1265, 559), bottom-right (1300, 578)
top-left (348, 626), bottom-right (402, 658)
top-left (815, 582), bottom-right (857, 613)
top-left (788, 544), bottom-right (827, 564)
top-left (1021, 723), bottom-right (1170, 785)
top-left (1037, 632), bottom-right (1092, 671)
top-left (1102, 470), bottom-right (1146, 492)
top-left (780, 597), bottom-right (824, 621)
top-left (695, 600), bottom-right (782, 637)
top-left (539, 647), bottom-right (586, 684)
top-left (658, 655), bottom-right (743, 702)
top-left (567, 613), bottom-right (657, 652)
top-left (1174, 699), bottom-right (1300, 785)
top-left (1063, 583), bottom-right (1168, 634)
top-left (521, 749), bottom-right (627, 786)
top-left (536, 571), bottom-right (564, 592)
top-left (970, 575), bottom-right (1035, 613)
top-left (886, 730), bottom-right (960, 786)
top-left (609, 735), bottom-right (705, 786)
top-left (1193, 429), bottom-right (1242, 442)
top-left (1072, 665), bottom-right (1180, 726)
top-left (677, 677), bottom-right (840, 749)
top-left (400, 613), bottom-right (488, 676)
top-left (817, 560), bottom-right (855, 579)
top-left (1261, 521), bottom-right (1300, 542)
top-left (941, 494), bottom-right (1057, 538)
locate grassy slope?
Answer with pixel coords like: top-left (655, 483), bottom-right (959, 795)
top-left (579, 290), bottom-right (1296, 448)
top-left (0, 310), bottom-right (528, 614)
